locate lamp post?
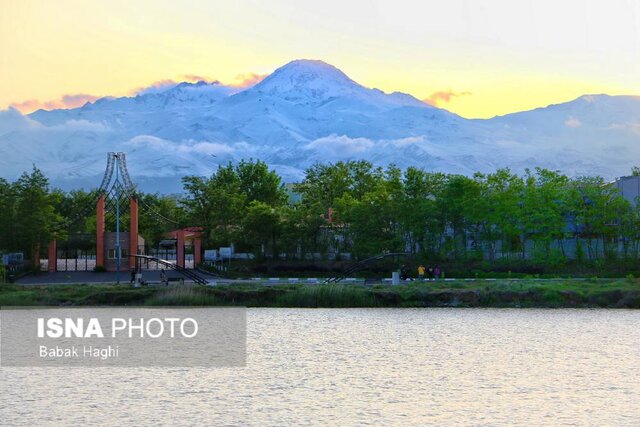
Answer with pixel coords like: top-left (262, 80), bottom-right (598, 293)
top-left (115, 153), bottom-right (121, 285)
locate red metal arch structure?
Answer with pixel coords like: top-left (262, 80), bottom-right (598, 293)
top-left (163, 227), bottom-right (204, 268)
top-left (46, 153), bottom-right (203, 273)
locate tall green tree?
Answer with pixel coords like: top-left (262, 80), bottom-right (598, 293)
top-left (241, 201), bottom-right (281, 259)
top-left (181, 160), bottom-right (286, 248)
top-left (13, 167), bottom-right (61, 264)
top-left (235, 159), bottom-right (287, 207)
top-left (568, 176), bottom-right (631, 259)
top-left (520, 168), bottom-right (570, 262)
top-left (0, 178), bottom-right (17, 251)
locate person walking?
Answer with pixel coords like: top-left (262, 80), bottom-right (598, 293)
top-left (427, 265), bottom-right (434, 280)
top-left (160, 269), bottom-right (168, 286)
top-left (434, 265), bottom-right (441, 280)
top-left (129, 268), bottom-right (136, 285)
top-left (418, 264), bottom-right (426, 280)
top-left (400, 265), bottom-right (409, 281)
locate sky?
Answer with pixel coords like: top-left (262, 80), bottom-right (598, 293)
top-left (1, 0), bottom-right (639, 118)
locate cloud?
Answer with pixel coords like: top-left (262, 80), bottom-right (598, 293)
top-left (127, 135), bottom-right (239, 157)
top-left (608, 122), bottom-right (640, 136)
top-left (0, 108), bottom-right (109, 133)
top-left (190, 141), bottom-right (236, 156)
top-left (304, 134), bottom-right (374, 159)
top-left (182, 74), bottom-right (221, 84)
top-left (424, 90), bottom-right (472, 106)
top-left (128, 135), bottom-right (172, 150)
top-left (0, 108), bottom-right (114, 180)
top-left (52, 119), bottom-right (111, 132)
top-left (303, 134), bottom-right (433, 159)
top-left (233, 72), bottom-right (268, 88)
top-left (390, 136), bottom-right (425, 147)
top-left (0, 107), bottom-right (44, 130)
top-left (130, 75), bottom-right (238, 96)
top-left (130, 79), bottom-right (179, 95)
top-left (67, 70), bottom-right (266, 100)
top-left (10, 94), bottom-right (101, 114)
top-left (565, 116), bottom-right (582, 128)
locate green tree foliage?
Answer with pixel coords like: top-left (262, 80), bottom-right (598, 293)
top-left (519, 168), bottom-right (570, 262)
top-left (12, 167), bottom-right (61, 264)
top-left (181, 160), bottom-right (287, 250)
top-left (136, 193), bottom-right (185, 246)
top-left (235, 159), bottom-right (287, 206)
top-left (242, 201), bottom-right (281, 259)
top-left (0, 178), bottom-right (18, 251)
top-left (295, 160), bottom-right (384, 213)
top-left (3, 161), bottom-right (640, 268)
top-left (567, 176), bottom-right (631, 260)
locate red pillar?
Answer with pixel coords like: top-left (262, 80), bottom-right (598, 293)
top-left (96, 195), bottom-right (105, 268)
top-left (194, 236), bottom-right (202, 266)
top-left (48, 239), bottom-right (57, 273)
top-left (33, 242), bottom-right (41, 271)
top-left (129, 197), bottom-right (139, 265)
top-left (176, 229), bottom-right (185, 268)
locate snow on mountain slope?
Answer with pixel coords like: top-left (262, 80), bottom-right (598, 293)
top-left (251, 59), bottom-right (428, 109)
top-left (1, 60), bottom-right (639, 192)
top-left (477, 94), bottom-right (640, 178)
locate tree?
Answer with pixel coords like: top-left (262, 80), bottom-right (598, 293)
top-left (0, 178), bottom-right (17, 251)
top-left (181, 160), bottom-right (285, 248)
top-left (567, 176), bottom-right (631, 260)
top-left (241, 201), bottom-right (281, 259)
top-left (520, 168), bottom-right (570, 262)
top-left (480, 169), bottom-right (525, 259)
top-left (333, 166), bottom-right (405, 258)
top-left (435, 174), bottom-right (480, 259)
top-left (398, 169), bottom-right (447, 256)
top-left (52, 189), bottom-right (98, 235)
top-left (13, 167), bottom-right (61, 265)
top-left (295, 160), bottom-right (383, 214)
top-left (235, 159), bottom-right (287, 207)
top-left (181, 173), bottom-right (245, 246)
top-left (136, 193), bottom-right (186, 246)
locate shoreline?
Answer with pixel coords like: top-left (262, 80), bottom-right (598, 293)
top-left (2, 279), bottom-right (640, 308)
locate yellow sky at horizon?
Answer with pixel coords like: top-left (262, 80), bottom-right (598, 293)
top-left (1, 0), bottom-right (638, 119)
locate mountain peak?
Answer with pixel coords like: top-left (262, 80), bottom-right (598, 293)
top-left (252, 59), bottom-right (363, 101)
top-left (263, 59), bottom-right (355, 84)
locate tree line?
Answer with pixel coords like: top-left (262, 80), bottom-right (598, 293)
top-left (1, 160), bottom-right (639, 268)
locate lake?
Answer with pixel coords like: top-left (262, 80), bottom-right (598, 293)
top-left (2, 308), bottom-right (639, 425)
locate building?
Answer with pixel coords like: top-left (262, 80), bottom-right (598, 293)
top-left (611, 175), bottom-right (640, 205)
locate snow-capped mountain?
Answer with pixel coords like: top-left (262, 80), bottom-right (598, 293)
top-left (1, 59), bottom-right (639, 192)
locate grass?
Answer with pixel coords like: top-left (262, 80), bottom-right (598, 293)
top-left (0, 283), bottom-right (155, 306)
top-left (145, 286), bottom-right (217, 306)
top-left (1, 278), bottom-right (639, 308)
top-left (274, 284), bottom-right (378, 307)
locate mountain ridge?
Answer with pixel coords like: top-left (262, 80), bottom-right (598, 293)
top-left (1, 59), bottom-right (639, 192)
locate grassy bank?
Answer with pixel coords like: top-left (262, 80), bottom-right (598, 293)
top-left (2, 278), bottom-right (640, 308)
top-left (203, 258), bottom-right (640, 279)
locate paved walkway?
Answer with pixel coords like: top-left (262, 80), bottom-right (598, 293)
top-left (16, 270), bottom-right (185, 285)
top-left (14, 272), bottom-right (593, 286)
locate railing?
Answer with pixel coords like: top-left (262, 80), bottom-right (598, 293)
top-left (131, 255), bottom-right (208, 286)
top-left (324, 252), bottom-right (410, 284)
top-left (195, 266), bottom-right (230, 279)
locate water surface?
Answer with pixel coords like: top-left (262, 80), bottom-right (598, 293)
top-left (2, 308), bottom-right (639, 425)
